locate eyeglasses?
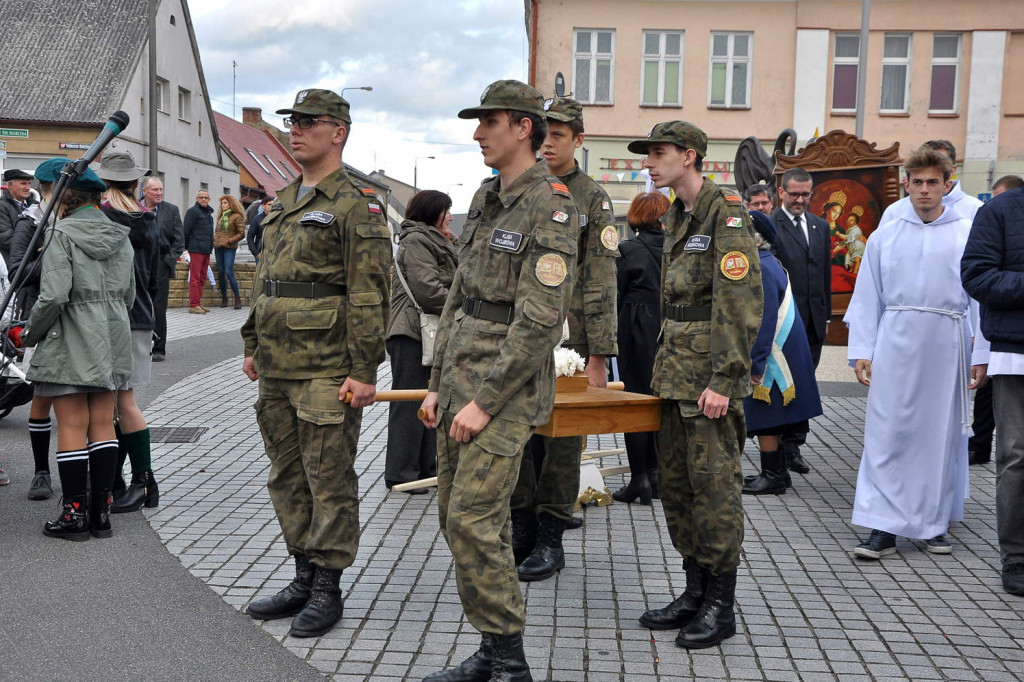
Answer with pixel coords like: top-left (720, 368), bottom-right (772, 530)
top-left (283, 117), bottom-right (341, 130)
top-left (782, 190), bottom-right (813, 200)
top-left (196, 195), bottom-right (210, 201)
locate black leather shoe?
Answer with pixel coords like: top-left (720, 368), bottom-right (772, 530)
top-left (247, 554), bottom-right (315, 620)
top-left (640, 559), bottom-right (707, 630)
top-left (488, 633), bottom-right (533, 682)
top-left (969, 448), bottom-right (991, 465)
top-left (565, 515), bottom-right (583, 530)
top-left (89, 492), bottom-right (113, 539)
top-left (517, 515), bottom-right (565, 582)
top-left (423, 634), bottom-right (495, 681)
top-left (511, 509), bottom-right (538, 566)
top-left (612, 475), bottom-right (652, 505)
top-left (675, 569), bottom-right (737, 649)
top-left (111, 471), bottom-right (157, 513)
top-left (743, 450), bottom-right (788, 495)
top-left (43, 496), bottom-right (91, 541)
top-left (786, 448), bottom-right (810, 474)
top-left (289, 567), bottom-right (344, 637)
top-left (1003, 563), bottom-right (1024, 596)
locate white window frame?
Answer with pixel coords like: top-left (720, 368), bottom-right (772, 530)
top-left (880, 33), bottom-right (912, 113)
top-left (245, 148), bottom-right (272, 175)
top-left (707, 32), bottom-right (752, 109)
top-left (264, 154), bottom-right (288, 180)
top-left (831, 33), bottom-right (860, 113)
top-left (572, 28), bottom-right (615, 105)
top-left (929, 33), bottom-right (961, 114)
top-left (156, 78), bottom-right (170, 114)
top-left (178, 87), bottom-right (191, 122)
top-left (640, 30), bottom-right (684, 107)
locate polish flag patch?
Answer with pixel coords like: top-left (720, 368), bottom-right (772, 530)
top-left (368, 202), bottom-right (382, 214)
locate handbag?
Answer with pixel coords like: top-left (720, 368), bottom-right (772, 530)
top-left (393, 259), bottom-right (440, 366)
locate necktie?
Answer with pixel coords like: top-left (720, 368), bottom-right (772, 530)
top-left (794, 215), bottom-right (806, 245)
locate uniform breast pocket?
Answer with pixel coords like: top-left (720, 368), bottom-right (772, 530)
top-left (684, 250), bottom-right (713, 286)
top-left (482, 229), bottom-right (530, 292)
top-left (294, 221), bottom-right (338, 265)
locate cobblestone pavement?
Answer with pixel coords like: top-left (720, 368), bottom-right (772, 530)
top-left (140, 316), bottom-right (1023, 682)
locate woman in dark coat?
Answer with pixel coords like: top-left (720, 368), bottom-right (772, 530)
top-left (612, 192), bottom-right (669, 505)
top-left (384, 190), bottom-right (458, 492)
top-left (743, 210), bottom-right (823, 495)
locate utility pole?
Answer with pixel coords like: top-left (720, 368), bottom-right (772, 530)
top-left (232, 60), bottom-right (238, 119)
top-left (148, 0), bottom-right (158, 172)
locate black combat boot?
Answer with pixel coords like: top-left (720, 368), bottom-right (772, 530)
top-left (43, 496), bottom-right (91, 541)
top-left (488, 633), bottom-right (533, 682)
top-left (786, 444), bottom-right (810, 474)
top-left (423, 633), bottom-right (495, 681)
top-left (289, 566), bottom-right (344, 637)
top-left (639, 558), bottom-right (708, 629)
top-left (516, 515), bottom-right (565, 582)
top-left (511, 509), bottom-right (538, 566)
top-left (675, 569), bottom-right (737, 649)
top-left (742, 450), bottom-right (788, 495)
top-left (246, 554), bottom-right (315, 620)
top-left (89, 492), bottom-right (113, 539)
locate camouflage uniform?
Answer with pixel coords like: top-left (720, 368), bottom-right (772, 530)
top-left (651, 176), bottom-right (762, 575)
top-left (241, 157), bottom-right (391, 571)
top-left (429, 84), bottom-right (579, 636)
top-left (512, 98), bottom-right (619, 524)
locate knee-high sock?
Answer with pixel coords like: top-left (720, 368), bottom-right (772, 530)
top-left (118, 428), bottom-right (152, 474)
top-left (29, 417), bottom-right (51, 473)
top-left (88, 440), bottom-right (119, 496)
top-left (55, 449), bottom-right (89, 499)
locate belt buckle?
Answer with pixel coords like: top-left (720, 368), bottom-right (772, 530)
top-left (501, 306), bottom-right (514, 325)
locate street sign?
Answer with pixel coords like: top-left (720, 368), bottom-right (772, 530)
top-left (0, 128), bottom-right (28, 138)
top-left (0, 151), bottom-right (6, 159)
top-left (59, 142), bottom-right (90, 150)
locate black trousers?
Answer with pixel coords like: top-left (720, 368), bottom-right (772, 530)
top-left (384, 335), bottom-right (436, 486)
top-left (152, 262), bottom-right (172, 354)
top-left (970, 380), bottom-right (995, 457)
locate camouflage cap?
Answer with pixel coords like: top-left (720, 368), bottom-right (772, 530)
top-left (627, 120), bottom-right (708, 157)
top-left (458, 80), bottom-right (546, 119)
top-left (276, 88), bottom-right (352, 124)
top-left (543, 96), bottom-right (583, 123)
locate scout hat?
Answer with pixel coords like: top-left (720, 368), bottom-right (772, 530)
top-left (3, 168), bottom-right (33, 182)
top-left (458, 80), bottom-right (546, 119)
top-left (34, 157), bottom-right (108, 193)
top-left (627, 120), bottom-right (708, 157)
top-left (543, 96), bottom-right (583, 123)
top-left (94, 150), bottom-right (151, 182)
top-left (276, 88), bottom-right (352, 125)
top-left (749, 210), bottom-right (777, 245)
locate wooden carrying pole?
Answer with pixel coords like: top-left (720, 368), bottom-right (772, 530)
top-left (343, 383), bottom-right (626, 417)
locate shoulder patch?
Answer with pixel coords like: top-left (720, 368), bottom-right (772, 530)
top-left (720, 251), bottom-right (750, 280)
top-left (552, 210), bottom-right (569, 224)
top-left (360, 188), bottom-right (378, 197)
top-left (536, 253), bottom-right (568, 286)
top-left (600, 225), bottom-right (619, 250)
top-left (725, 194), bottom-right (743, 205)
top-left (368, 202), bottom-right (382, 215)
top-left (550, 182), bottom-right (571, 197)
top-left (725, 216), bottom-right (744, 228)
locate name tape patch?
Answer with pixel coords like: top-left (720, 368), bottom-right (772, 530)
top-left (720, 251), bottom-right (750, 280)
top-left (489, 228), bottom-right (524, 252)
top-left (300, 211), bottom-right (335, 224)
top-left (684, 235), bottom-right (712, 252)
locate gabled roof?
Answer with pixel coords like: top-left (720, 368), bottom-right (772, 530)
top-left (214, 112), bottom-right (300, 193)
top-left (0, 0), bottom-right (147, 124)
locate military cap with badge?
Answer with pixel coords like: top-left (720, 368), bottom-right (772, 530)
top-left (458, 80), bottom-right (546, 119)
top-left (277, 88), bottom-right (352, 124)
top-left (627, 120), bottom-right (708, 157)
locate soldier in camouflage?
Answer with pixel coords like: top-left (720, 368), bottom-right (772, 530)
top-left (511, 96), bottom-right (619, 583)
top-left (629, 121), bottom-right (763, 649)
top-left (419, 80), bottom-right (578, 682)
top-left (240, 89), bottom-right (391, 639)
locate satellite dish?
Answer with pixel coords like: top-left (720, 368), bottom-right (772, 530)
top-left (555, 72), bottom-right (565, 97)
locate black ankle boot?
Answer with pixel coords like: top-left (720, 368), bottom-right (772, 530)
top-left (742, 450), bottom-right (788, 495)
top-left (640, 558), bottom-right (707, 629)
top-left (517, 515), bottom-right (566, 582)
top-left (511, 509), bottom-right (538, 566)
top-left (288, 566), bottom-right (344, 637)
top-left (675, 569), bottom-right (737, 649)
top-left (44, 496), bottom-right (90, 541)
top-left (489, 633), bottom-right (533, 682)
top-left (89, 492), bottom-right (113, 539)
top-left (423, 633), bottom-right (496, 681)
top-left (145, 470), bottom-right (159, 508)
top-left (111, 471), bottom-right (150, 513)
top-left (611, 475), bottom-right (652, 505)
top-left (247, 554), bottom-right (315, 620)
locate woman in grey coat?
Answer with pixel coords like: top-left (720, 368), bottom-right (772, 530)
top-left (23, 158), bottom-right (135, 541)
top-left (384, 190), bottom-right (458, 492)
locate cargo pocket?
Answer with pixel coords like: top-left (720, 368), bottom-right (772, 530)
top-left (296, 403), bottom-right (347, 480)
top-left (678, 402), bottom-right (726, 477)
top-left (452, 425), bottom-right (525, 515)
top-left (285, 308), bottom-right (340, 373)
top-left (349, 289), bottom-right (384, 336)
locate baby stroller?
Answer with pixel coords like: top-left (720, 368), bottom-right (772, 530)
top-left (0, 321), bottom-right (34, 420)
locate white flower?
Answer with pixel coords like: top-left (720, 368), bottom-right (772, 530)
top-left (553, 347), bottom-right (585, 377)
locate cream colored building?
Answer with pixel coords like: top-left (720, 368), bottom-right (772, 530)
top-left (526, 0), bottom-right (1024, 214)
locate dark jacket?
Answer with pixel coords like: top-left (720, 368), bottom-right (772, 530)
top-left (102, 205), bottom-right (160, 331)
top-left (386, 219), bottom-right (458, 342)
top-left (615, 227), bottom-right (663, 395)
top-left (744, 248), bottom-right (822, 432)
top-left (770, 208), bottom-right (831, 347)
top-left (961, 187), bottom-right (1024, 354)
top-left (8, 212), bottom-right (43, 317)
top-left (247, 212), bottom-right (266, 257)
top-left (150, 200), bottom-right (184, 278)
top-left (183, 201), bottom-right (215, 254)
top-left (0, 194), bottom-right (34, 265)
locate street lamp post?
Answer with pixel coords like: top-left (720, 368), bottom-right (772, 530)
top-left (341, 86), bottom-right (373, 98)
top-left (414, 156), bottom-right (435, 191)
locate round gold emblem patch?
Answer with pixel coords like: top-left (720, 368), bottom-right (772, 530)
top-left (600, 225), bottom-right (619, 250)
top-left (720, 251), bottom-right (750, 280)
top-left (535, 253), bottom-right (568, 287)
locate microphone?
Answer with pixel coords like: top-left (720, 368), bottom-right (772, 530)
top-left (72, 111), bottom-right (131, 174)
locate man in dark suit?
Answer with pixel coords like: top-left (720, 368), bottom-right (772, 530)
top-left (142, 177), bottom-right (184, 362)
top-left (771, 167), bottom-right (830, 475)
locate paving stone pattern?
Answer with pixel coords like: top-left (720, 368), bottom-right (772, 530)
top-left (143, 317), bottom-right (1023, 681)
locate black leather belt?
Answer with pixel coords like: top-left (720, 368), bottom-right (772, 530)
top-left (462, 296), bottom-right (514, 325)
top-left (666, 303), bottom-right (712, 322)
top-left (263, 280), bottom-right (347, 298)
